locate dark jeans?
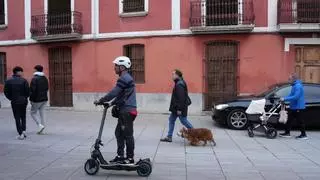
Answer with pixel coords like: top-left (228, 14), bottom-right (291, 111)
top-left (12, 103), bottom-right (27, 135)
top-left (285, 109), bottom-right (306, 135)
top-left (115, 112), bottom-right (135, 158)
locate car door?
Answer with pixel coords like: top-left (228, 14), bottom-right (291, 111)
top-left (303, 85), bottom-right (320, 128)
top-left (265, 85), bottom-right (292, 112)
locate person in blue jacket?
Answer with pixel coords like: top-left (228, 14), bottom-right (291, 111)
top-left (280, 73), bottom-right (307, 139)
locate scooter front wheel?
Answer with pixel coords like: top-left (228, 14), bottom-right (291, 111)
top-left (137, 161), bottom-right (152, 177)
top-left (84, 158), bottom-right (100, 175)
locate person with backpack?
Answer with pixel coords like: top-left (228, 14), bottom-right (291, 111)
top-left (160, 69), bottom-right (194, 142)
top-left (30, 65), bottom-right (49, 134)
top-left (95, 56), bottom-right (137, 164)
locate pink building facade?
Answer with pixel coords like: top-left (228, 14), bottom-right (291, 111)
top-left (0, 0), bottom-right (319, 114)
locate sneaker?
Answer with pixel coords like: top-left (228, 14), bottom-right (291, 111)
top-left (296, 134), bottom-right (308, 140)
top-left (37, 124), bottom-right (45, 134)
top-left (109, 155), bottom-right (125, 163)
top-left (16, 134), bottom-right (25, 140)
top-left (160, 136), bottom-right (172, 142)
top-left (22, 131), bottom-right (27, 138)
top-left (279, 132), bottom-right (291, 138)
top-left (123, 158), bottom-right (135, 164)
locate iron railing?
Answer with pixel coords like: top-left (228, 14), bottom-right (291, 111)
top-left (31, 11), bottom-right (82, 37)
top-left (278, 0), bottom-right (320, 23)
top-left (123, 0), bottom-right (144, 13)
top-left (190, 0), bottom-right (255, 27)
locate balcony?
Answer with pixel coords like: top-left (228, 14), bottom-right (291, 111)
top-left (278, 0), bottom-right (320, 32)
top-left (31, 11), bottom-right (83, 42)
top-left (189, 0), bottom-right (255, 34)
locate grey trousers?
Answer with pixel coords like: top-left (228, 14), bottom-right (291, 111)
top-left (30, 101), bottom-right (47, 126)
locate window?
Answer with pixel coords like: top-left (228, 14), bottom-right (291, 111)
top-left (0, 0), bottom-right (7, 25)
top-left (119, 0), bottom-right (148, 16)
top-left (124, 44), bottom-right (145, 83)
top-left (0, 52), bottom-right (6, 84)
top-left (123, 0), bottom-right (144, 13)
top-left (274, 86), bottom-right (292, 97)
top-left (296, 0), bottom-right (320, 23)
top-left (305, 86), bottom-right (320, 98)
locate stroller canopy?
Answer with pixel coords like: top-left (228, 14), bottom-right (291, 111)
top-left (246, 99), bottom-right (266, 114)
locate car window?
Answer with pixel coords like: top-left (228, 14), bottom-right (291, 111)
top-left (305, 86), bottom-right (320, 97)
top-left (274, 86), bottom-right (292, 97)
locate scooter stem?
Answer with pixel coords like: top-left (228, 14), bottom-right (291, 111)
top-left (97, 107), bottom-right (108, 141)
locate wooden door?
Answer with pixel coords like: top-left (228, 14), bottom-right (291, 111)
top-left (48, 47), bottom-right (73, 107)
top-left (295, 46), bottom-right (320, 83)
top-left (205, 41), bottom-right (238, 110)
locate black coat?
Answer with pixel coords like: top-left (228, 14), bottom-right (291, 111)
top-left (30, 74), bottom-right (49, 102)
top-left (169, 79), bottom-right (190, 117)
top-left (4, 75), bottom-right (30, 104)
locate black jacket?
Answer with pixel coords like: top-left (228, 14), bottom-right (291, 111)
top-left (30, 73), bottom-right (49, 102)
top-left (169, 78), bottom-right (190, 117)
top-left (4, 75), bottom-right (30, 104)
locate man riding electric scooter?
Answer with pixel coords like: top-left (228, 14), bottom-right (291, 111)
top-left (95, 56), bottom-right (137, 164)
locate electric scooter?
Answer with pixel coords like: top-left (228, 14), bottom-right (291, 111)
top-left (84, 102), bottom-right (152, 177)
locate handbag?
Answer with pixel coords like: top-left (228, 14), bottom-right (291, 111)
top-left (279, 104), bottom-right (288, 124)
top-left (186, 95), bottom-right (192, 106)
top-left (111, 105), bottom-right (120, 118)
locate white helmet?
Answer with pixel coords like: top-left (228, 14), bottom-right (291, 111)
top-left (113, 56), bottom-right (131, 69)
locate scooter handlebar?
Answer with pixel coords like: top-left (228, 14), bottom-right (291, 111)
top-left (94, 101), bottom-right (111, 108)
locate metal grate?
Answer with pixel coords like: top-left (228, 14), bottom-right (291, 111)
top-left (48, 47), bottom-right (73, 107)
top-left (123, 0), bottom-right (145, 13)
top-left (0, 52), bottom-right (6, 84)
top-left (124, 44), bottom-right (145, 83)
top-left (278, 0), bottom-right (320, 23)
top-left (204, 41), bottom-right (238, 110)
top-left (190, 0), bottom-right (255, 27)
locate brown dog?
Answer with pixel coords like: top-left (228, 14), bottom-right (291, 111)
top-left (179, 127), bottom-right (216, 146)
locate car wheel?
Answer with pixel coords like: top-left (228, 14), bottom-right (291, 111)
top-left (227, 109), bottom-right (248, 130)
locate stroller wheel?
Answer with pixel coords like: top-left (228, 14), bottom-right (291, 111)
top-left (266, 128), bottom-right (277, 139)
top-left (247, 127), bottom-right (254, 138)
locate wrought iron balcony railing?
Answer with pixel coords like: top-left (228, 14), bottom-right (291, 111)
top-left (278, 0), bottom-right (320, 24)
top-left (190, 0), bottom-right (255, 28)
top-left (31, 11), bottom-right (83, 42)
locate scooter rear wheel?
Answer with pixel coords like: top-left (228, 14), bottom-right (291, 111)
top-left (84, 158), bottom-right (99, 175)
top-left (137, 161), bottom-right (152, 177)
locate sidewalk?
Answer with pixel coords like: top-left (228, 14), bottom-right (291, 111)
top-left (0, 108), bottom-right (320, 180)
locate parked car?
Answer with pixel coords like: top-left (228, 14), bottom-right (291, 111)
top-left (212, 83), bottom-right (320, 130)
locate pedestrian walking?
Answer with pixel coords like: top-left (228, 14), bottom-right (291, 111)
top-left (4, 66), bottom-right (30, 140)
top-left (30, 65), bottom-right (49, 134)
top-left (280, 73), bottom-right (307, 139)
top-left (160, 69), bottom-right (194, 142)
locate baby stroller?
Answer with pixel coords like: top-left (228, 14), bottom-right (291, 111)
top-left (245, 99), bottom-right (287, 139)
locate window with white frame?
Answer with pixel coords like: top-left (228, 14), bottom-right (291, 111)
top-left (120, 0), bottom-right (148, 15)
top-left (0, 0), bottom-right (7, 25)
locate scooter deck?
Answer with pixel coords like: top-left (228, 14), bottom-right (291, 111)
top-left (100, 163), bottom-right (138, 171)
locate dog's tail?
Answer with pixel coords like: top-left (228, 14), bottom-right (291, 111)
top-left (211, 139), bottom-right (216, 146)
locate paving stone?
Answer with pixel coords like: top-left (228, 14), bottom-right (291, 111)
top-left (0, 109), bottom-right (320, 180)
